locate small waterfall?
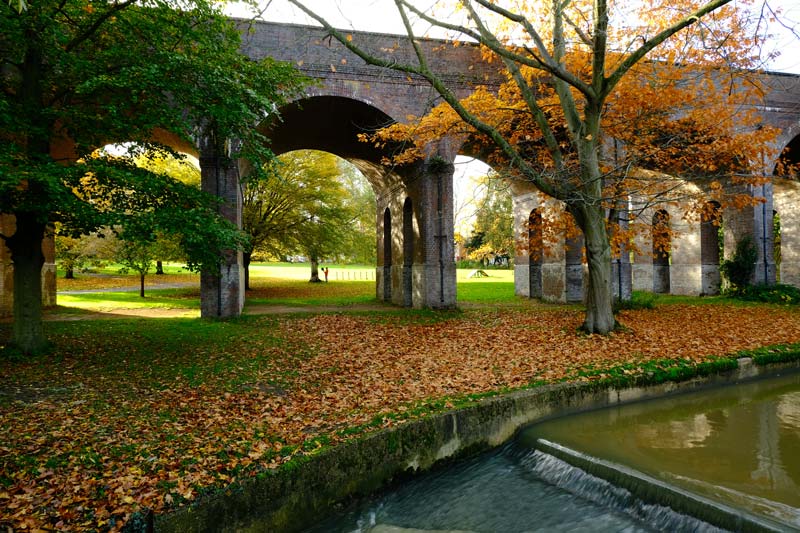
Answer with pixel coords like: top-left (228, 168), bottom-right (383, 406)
top-left (524, 439), bottom-right (791, 533)
top-left (522, 448), bottom-right (726, 532)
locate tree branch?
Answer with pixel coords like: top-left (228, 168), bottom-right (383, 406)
top-left (604, 0), bottom-right (734, 97)
top-left (65, 0), bottom-right (137, 53)
top-left (398, 0), bottom-right (594, 98)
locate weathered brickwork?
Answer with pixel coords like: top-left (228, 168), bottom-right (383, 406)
top-left (238, 20), bottom-right (500, 122)
top-left (198, 135), bottom-right (245, 318)
top-left (0, 216), bottom-right (57, 318)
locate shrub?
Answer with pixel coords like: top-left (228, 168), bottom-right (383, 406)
top-left (732, 283), bottom-right (800, 305)
top-left (720, 236), bottom-right (757, 292)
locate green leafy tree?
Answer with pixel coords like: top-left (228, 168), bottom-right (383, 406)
top-left (0, 0), bottom-right (307, 353)
top-left (54, 228), bottom-right (109, 279)
top-left (242, 150), bottom-right (359, 286)
top-left (339, 162), bottom-right (377, 265)
top-left (294, 188), bottom-right (354, 282)
top-left (98, 227), bottom-right (184, 296)
top-left (471, 174), bottom-right (513, 263)
top-left (109, 233), bottom-right (156, 298)
top-left (720, 236), bottom-right (758, 292)
top-left (54, 233), bottom-right (88, 280)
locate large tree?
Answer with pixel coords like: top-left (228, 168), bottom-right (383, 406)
top-left (0, 0), bottom-right (307, 352)
top-left (242, 150), bottom-right (358, 286)
top-left (469, 173), bottom-right (514, 263)
top-left (290, 0), bottom-right (781, 333)
top-left (338, 162), bottom-right (378, 265)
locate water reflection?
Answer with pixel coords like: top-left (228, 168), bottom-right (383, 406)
top-left (637, 414), bottom-right (713, 449)
top-left (520, 372), bottom-right (800, 527)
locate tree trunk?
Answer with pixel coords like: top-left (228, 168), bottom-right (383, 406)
top-left (243, 251), bottom-right (251, 290)
top-left (309, 254), bottom-right (321, 283)
top-left (139, 273), bottom-right (145, 298)
top-left (64, 266), bottom-right (74, 279)
top-left (581, 208), bottom-right (616, 334)
top-left (156, 260), bottom-right (164, 275)
top-left (7, 212), bottom-right (48, 354)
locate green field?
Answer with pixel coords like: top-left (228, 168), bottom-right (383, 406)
top-left (55, 262), bottom-right (519, 311)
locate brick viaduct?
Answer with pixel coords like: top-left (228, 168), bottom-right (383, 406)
top-left (2, 20), bottom-right (799, 317)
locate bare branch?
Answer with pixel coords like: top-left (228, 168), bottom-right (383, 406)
top-left (460, 1), bottom-right (567, 172)
top-left (605, 0), bottom-right (735, 97)
top-left (399, 0), bottom-right (595, 98)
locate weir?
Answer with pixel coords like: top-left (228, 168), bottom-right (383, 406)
top-left (310, 371), bottom-right (800, 532)
top-left (530, 441), bottom-right (786, 532)
top-left (522, 447), bottom-right (729, 533)
top-left (521, 371), bottom-right (800, 531)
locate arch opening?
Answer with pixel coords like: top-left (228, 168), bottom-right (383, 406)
top-left (243, 149), bottom-right (376, 289)
top-left (402, 197), bottom-right (414, 308)
top-left (700, 201), bottom-right (722, 295)
top-left (528, 209), bottom-right (544, 299)
top-left (652, 209), bottom-right (671, 294)
top-left (775, 135), bottom-right (800, 179)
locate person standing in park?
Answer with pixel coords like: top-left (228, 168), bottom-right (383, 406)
top-left (323, 267), bottom-right (329, 282)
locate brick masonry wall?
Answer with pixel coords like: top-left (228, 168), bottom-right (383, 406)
top-left (238, 20), bottom-right (501, 123)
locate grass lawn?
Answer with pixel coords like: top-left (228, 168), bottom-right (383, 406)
top-left (3, 265), bottom-right (799, 530)
top-left (57, 289), bottom-right (200, 311)
top-left (54, 262), bottom-right (520, 310)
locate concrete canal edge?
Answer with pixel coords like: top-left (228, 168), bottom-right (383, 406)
top-left (141, 357), bottom-right (800, 532)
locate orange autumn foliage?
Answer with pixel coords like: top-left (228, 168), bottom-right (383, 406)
top-left (361, 0), bottom-right (782, 262)
top-left (292, 0), bottom-right (788, 332)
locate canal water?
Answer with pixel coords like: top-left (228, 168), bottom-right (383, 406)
top-left (309, 371), bottom-right (800, 532)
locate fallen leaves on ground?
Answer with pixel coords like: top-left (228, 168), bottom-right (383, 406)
top-left (1, 304), bottom-right (799, 531)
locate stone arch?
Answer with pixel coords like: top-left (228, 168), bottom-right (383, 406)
top-left (652, 209), bottom-right (671, 294)
top-left (383, 207), bottom-right (392, 301)
top-left (565, 230), bottom-right (584, 303)
top-left (257, 95), bottom-right (441, 308)
top-left (701, 201), bottom-right (722, 295)
top-left (772, 128), bottom-right (800, 178)
top-left (262, 95), bottom-right (394, 172)
top-left (402, 197), bottom-right (415, 308)
top-left (528, 209), bottom-right (543, 299)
